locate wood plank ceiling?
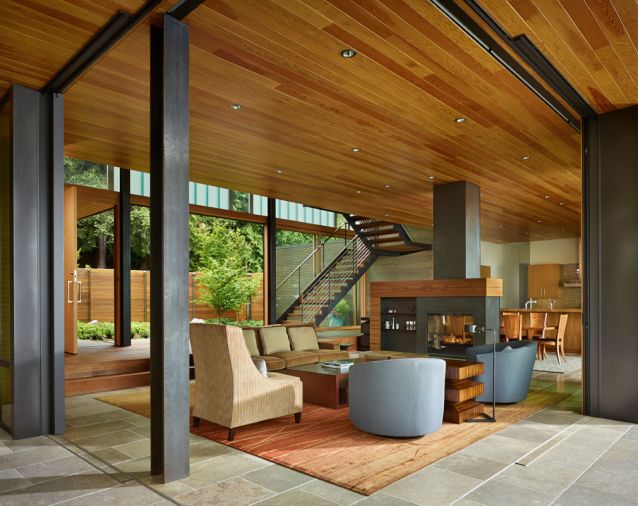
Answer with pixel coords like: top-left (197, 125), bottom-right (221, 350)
top-left (477, 0), bottom-right (638, 114)
top-left (0, 0), bottom-right (152, 97)
top-left (2, 1), bottom-right (606, 242)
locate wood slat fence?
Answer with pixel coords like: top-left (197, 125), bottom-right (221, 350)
top-left (76, 268), bottom-right (263, 323)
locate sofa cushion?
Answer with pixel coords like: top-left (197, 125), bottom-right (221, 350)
top-left (287, 326), bottom-right (319, 351)
top-left (258, 355), bottom-right (286, 371)
top-left (242, 329), bottom-right (260, 357)
top-left (316, 349), bottom-right (350, 362)
top-left (260, 326), bottom-right (291, 355)
top-left (251, 357), bottom-right (268, 377)
top-left (270, 350), bottom-right (318, 368)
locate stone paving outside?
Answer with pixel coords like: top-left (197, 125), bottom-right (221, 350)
top-left (0, 367), bottom-right (637, 505)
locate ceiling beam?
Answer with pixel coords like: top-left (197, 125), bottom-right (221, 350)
top-left (42, 0), bottom-right (163, 94)
top-left (430, 0), bottom-right (582, 131)
top-left (167, 0), bottom-right (206, 21)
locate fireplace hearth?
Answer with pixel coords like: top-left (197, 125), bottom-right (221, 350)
top-left (427, 312), bottom-right (475, 356)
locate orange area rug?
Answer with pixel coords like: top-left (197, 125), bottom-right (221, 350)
top-left (97, 385), bottom-right (569, 495)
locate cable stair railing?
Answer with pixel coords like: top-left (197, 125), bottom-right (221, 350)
top-left (276, 222), bottom-right (376, 324)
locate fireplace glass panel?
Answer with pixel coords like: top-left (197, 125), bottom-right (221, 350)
top-left (427, 313), bottom-right (474, 355)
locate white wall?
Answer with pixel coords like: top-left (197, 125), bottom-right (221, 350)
top-left (530, 238), bottom-right (579, 264)
top-left (480, 241), bottom-right (529, 308)
top-left (364, 231), bottom-right (580, 312)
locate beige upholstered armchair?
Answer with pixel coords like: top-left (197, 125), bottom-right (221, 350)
top-left (190, 323), bottom-right (303, 441)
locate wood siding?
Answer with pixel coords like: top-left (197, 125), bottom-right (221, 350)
top-left (75, 268), bottom-right (263, 323)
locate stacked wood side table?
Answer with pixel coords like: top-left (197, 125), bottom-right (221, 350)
top-left (444, 360), bottom-right (485, 423)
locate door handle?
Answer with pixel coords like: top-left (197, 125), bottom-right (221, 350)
top-left (76, 280), bottom-right (82, 304)
top-left (67, 280), bottom-right (73, 303)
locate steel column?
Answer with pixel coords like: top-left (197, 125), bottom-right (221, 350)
top-left (115, 169), bottom-right (131, 347)
top-left (267, 198), bottom-right (277, 324)
top-left (150, 14), bottom-right (190, 482)
top-left (583, 106), bottom-right (638, 423)
top-left (8, 85), bottom-right (63, 438)
top-left (44, 91), bottom-right (65, 434)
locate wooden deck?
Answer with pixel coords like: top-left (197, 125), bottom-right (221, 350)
top-left (65, 340), bottom-right (151, 397)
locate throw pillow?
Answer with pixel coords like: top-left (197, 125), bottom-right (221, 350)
top-left (260, 326), bottom-right (291, 355)
top-left (251, 358), bottom-right (268, 377)
top-left (502, 345), bottom-right (514, 351)
top-left (287, 326), bottom-right (319, 351)
top-left (242, 329), bottom-right (260, 357)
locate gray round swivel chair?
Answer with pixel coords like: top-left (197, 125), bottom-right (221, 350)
top-left (348, 358), bottom-right (446, 438)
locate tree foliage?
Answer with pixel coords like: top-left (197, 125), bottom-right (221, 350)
top-left (65, 157), bottom-right (263, 271)
top-left (276, 230), bottom-right (313, 247)
top-left (196, 260), bottom-right (261, 322)
top-left (189, 215), bottom-right (262, 272)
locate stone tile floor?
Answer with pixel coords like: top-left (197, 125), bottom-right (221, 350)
top-left (0, 367), bottom-right (636, 505)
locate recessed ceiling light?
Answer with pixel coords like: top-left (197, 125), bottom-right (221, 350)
top-left (230, 103), bottom-right (242, 110)
top-left (561, 228), bottom-right (565, 232)
top-left (356, 190), bottom-right (361, 194)
top-left (351, 147), bottom-right (361, 153)
top-left (559, 202), bottom-right (566, 206)
top-left (455, 117), bottom-right (466, 123)
top-left (428, 175), bottom-right (436, 180)
top-left (384, 213), bottom-right (390, 217)
top-left (340, 48), bottom-right (357, 58)
top-left (384, 184), bottom-right (391, 189)
top-left (537, 220), bottom-right (543, 223)
top-left (499, 224), bottom-right (503, 229)
top-left (275, 169), bottom-right (284, 174)
top-left (522, 155), bottom-right (531, 160)
top-left (544, 195), bottom-right (550, 199)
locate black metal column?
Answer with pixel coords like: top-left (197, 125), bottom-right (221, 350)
top-left (7, 85), bottom-right (63, 438)
top-left (150, 14), bottom-right (190, 482)
top-left (116, 169), bottom-right (131, 347)
top-left (11, 85), bottom-right (42, 439)
top-left (583, 106), bottom-right (638, 423)
top-left (267, 198), bottom-right (277, 324)
top-left (43, 91), bottom-right (65, 435)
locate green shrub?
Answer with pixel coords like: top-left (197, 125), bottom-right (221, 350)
top-left (77, 321), bottom-right (114, 340)
top-left (77, 321), bottom-right (150, 340)
top-left (131, 322), bottom-right (150, 339)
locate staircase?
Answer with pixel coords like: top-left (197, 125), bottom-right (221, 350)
top-left (344, 215), bottom-right (432, 256)
top-left (277, 216), bottom-right (431, 325)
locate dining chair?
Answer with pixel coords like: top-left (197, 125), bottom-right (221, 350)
top-left (502, 313), bottom-right (522, 341)
top-left (534, 314), bottom-right (568, 364)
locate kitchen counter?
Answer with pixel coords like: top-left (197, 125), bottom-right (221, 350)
top-left (500, 309), bottom-right (582, 355)
top-left (501, 308), bottom-right (582, 313)
top-left (501, 307), bottom-right (583, 313)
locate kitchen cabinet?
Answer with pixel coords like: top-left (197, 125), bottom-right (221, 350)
top-left (528, 264), bottom-right (561, 298)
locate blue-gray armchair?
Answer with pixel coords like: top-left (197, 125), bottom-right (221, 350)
top-left (466, 340), bottom-right (537, 404)
top-left (348, 358), bottom-right (446, 437)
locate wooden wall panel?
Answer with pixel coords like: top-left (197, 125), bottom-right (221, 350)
top-left (74, 268), bottom-right (263, 324)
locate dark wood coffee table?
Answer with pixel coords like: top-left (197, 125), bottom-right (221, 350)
top-left (280, 360), bottom-right (361, 409)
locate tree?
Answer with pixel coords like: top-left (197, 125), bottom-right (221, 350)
top-left (276, 230), bottom-right (313, 247)
top-left (189, 215), bottom-right (262, 272)
top-left (65, 157), bottom-right (264, 271)
top-left (196, 259), bottom-right (261, 322)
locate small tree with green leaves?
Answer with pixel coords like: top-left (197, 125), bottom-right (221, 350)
top-left (196, 259), bottom-right (261, 322)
